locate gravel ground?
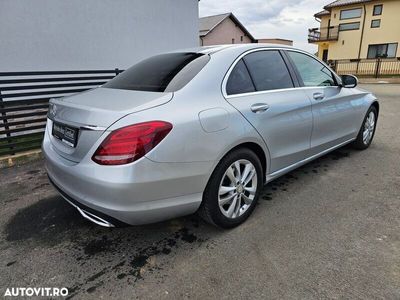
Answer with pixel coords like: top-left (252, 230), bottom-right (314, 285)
top-left (0, 84), bottom-right (399, 299)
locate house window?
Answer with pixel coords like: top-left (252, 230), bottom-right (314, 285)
top-left (339, 22), bottom-right (360, 31)
top-left (367, 43), bottom-right (398, 58)
top-left (371, 19), bottom-right (381, 28)
top-left (373, 4), bottom-right (383, 16)
top-left (241, 36), bottom-right (243, 42)
top-left (232, 38), bottom-right (235, 44)
top-left (340, 8), bottom-right (362, 20)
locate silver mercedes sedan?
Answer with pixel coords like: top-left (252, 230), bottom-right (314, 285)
top-left (43, 44), bottom-right (379, 228)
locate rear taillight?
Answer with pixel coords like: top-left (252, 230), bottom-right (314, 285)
top-left (92, 121), bottom-right (172, 165)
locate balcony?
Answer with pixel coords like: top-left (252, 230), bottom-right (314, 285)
top-left (308, 26), bottom-right (339, 43)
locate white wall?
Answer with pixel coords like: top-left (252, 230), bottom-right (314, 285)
top-left (0, 0), bottom-right (199, 71)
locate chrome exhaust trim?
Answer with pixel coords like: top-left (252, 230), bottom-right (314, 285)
top-left (76, 207), bottom-right (115, 228)
top-left (63, 198), bottom-right (115, 227)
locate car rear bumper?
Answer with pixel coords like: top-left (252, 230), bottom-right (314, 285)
top-left (42, 130), bottom-right (214, 226)
top-left (48, 176), bottom-right (127, 227)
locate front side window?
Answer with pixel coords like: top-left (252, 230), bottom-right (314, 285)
top-left (340, 8), bottom-right (362, 19)
top-left (226, 59), bottom-right (256, 95)
top-left (242, 51), bottom-right (294, 92)
top-left (367, 43), bottom-right (398, 58)
top-left (339, 22), bottom-right (360, 31)
top-left (103, 53), bottom-right (209, 92)
top-left (373, 4), bottom-right (383, 15)
top-left (287, 51), bottom-right (336, 87)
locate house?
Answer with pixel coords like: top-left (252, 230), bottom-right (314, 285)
top-left (258, 38), bottom-right (293, 46)
top-left (309, 0), bottom-right (400, 62)
top-left (0, 0), bottom-right (199, 71)
top-left (199, 13), bottom-right (256, 46)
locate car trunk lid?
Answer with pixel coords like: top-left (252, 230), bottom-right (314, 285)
top-left (48, 87), bottom-right (172, 162)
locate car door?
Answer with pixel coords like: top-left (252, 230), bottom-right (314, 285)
top-left (285, 50), bottom-right (361, 155)
top-left (223, 49), bottom-right (313, 173)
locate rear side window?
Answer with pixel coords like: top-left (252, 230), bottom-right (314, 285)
top-left (243, 51), bottom-right (294, 92)
top-left (287, 51), bottom-right (336, 87)
top-left (104, 53), bottom-right (209, 92)
top-left (226, 59), bottom-right (256, 95)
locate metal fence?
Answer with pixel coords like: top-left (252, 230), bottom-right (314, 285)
top-left (0, 69), bottom-right (121, 156)
top-left (331, 57), bottom-right (400, 78)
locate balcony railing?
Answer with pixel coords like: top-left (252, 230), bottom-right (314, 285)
top-left (308, 26), bottom-right (339, 43)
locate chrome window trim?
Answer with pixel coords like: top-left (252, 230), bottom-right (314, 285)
top-left (222, 47), bottom-right (340, 99)
top-left (224, 86), bottom-right (338, 99)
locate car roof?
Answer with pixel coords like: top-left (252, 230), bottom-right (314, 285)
top-left (200, 43), bottom-right (295, 55)
top-left (172, 43), bottom-right (296, 56)
top-left (172, 45), bottom-right (233, 54)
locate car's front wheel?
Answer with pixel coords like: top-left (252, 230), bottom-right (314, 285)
top-left (352, 106), bottom-right (378, 150)
top-left (199, 148), bottom-right (263, 228)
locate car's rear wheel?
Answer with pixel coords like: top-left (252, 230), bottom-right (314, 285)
top-left (199, 148), bottom-right (263, 228)
top-left (352, 106), bottom-right (378, 150)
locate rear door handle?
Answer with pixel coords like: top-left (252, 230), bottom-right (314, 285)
top-left (313, 92), bottom-right (325, 100)
top-left (250, 103), bottom-right (270, 113)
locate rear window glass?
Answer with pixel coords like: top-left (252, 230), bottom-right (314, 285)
top-left (104, 53), bottom-right (209, 92)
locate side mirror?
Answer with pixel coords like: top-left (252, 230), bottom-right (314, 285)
top-left (340, 74), bottom-right (358, 88)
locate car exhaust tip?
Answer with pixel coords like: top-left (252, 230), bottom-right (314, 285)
top-left (75, 206), bottom-right (115, 227)
top-left (47, 175), bottom-right (128, 228)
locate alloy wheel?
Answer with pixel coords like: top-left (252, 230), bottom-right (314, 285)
top-left (363, 111), bottom-right (375, 145)
top-left (218, 159), bottom-right (258, 219)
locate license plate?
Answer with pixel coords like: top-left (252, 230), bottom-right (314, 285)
top-left (52, 122), bottom-right (79, 147)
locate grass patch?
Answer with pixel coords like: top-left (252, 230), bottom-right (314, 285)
top-left (0, 132), bottom-right (44, 156)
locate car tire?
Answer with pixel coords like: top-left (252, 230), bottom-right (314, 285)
top-left (352, 106), bottom-right (378, 150)
top-left (199, 148), bottom-right (263, 228)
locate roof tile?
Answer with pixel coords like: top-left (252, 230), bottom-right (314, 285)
top-left (324, 0), bottom-right (372, 9)
top-left (199, 13), bottom-right (231, 36)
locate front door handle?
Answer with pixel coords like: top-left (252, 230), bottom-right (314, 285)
top-left (313, 92), bottom-right (325, 100)
top-left (251, 103), bottom-right (270, 113)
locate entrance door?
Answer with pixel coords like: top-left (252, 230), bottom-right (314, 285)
top-left (322, 49), bottom-right (329, 62)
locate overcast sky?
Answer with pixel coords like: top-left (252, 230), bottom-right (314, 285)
top-left (199, 0), bottom-right (329, 53)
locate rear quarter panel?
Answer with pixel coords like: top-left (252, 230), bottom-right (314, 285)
top-left (107, 91), bottom-right (269, 167)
